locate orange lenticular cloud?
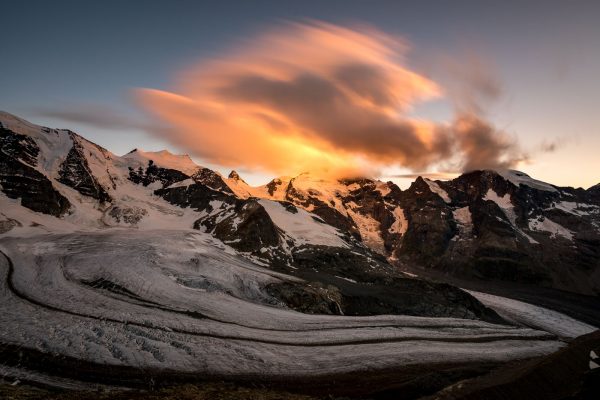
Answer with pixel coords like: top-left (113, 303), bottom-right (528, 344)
top-left (136, 21), bottom-right (523, 178)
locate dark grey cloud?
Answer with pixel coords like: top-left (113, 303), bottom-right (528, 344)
top-left (36, 104), bottom-right (145, 131)
top-left (453, 114), bottom-right (527, 172)
top-left (333, 63), bottom-right (397, 107)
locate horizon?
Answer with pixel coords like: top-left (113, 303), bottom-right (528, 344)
top-left (1, 1), bottom-right (599, 189)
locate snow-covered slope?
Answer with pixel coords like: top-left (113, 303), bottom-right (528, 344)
top-left (0, 230), bottom-right (567, 387)
top-left (222, 172), bottom-right (404, 255)
top-left (498, 169), bottom-right (558, 192)
top-left (122, 148), bottom-right (200, 175)
top-left (467, 290), bottom-right (595, 339)
top-left (1, 113), bottom-right (352, 248)
top-left (257, 199), bottom-right (348, 248)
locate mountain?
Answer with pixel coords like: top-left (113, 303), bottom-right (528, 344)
top-left (397, 171), bottom-right (600, 294)
top-left (2, 111), bottom-right (600, 297)
top-left (2, 110), bottom-right (599, 298)
top-left (0, 111), bottom-right (505, 320)
top-left (222, 169), bottom-right (600, 296)
top-left (1, 111), bottom-right (598, 397)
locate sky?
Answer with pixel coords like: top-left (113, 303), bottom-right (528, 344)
top-left (1, 0), bottom-right (599, 188)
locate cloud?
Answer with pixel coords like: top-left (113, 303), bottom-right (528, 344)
top-left (540, 140), bottom-right (557, 153)
top-left (136, 21), bottom-right (524, 178)
top-left (453, 114), bottom-right (528, 172)
top-left (36, 104), bottom-right (145, 131)
top-left (429, 51), bottom-right (503, 115)
top-left (539, 136), bottom-right (571, 154)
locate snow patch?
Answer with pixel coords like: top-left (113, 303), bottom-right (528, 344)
top-left (528, 216), bottom-right (574, 240)
top-left (375, 181), bottom-right (392, 197)
top-left (483, 189), bottom-right (539, 243)
top-left (257, 199), bottom-right (348, 248)
top-left (424, 179), bottom-right (451, 203)
top-left (389, 207), bottom-right (408, 235)
top-left (452, 206), bottom-right (473, 239)
top-left (346, 207), bottom-right (385, 254)
top-left (166, 178), bottom-right (195, 189)
top-left (453, 206), bottom-right (472, 226)
top-left (335, 275), bottom-right (357, 284)
top-left (551, 201), bottom-right (599, 216)
top-left (484, 189), bottom-right (516, 224)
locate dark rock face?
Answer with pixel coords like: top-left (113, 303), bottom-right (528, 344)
top-left (344, 179), bottom-right (401, 250)
top-left (0, 216), bottom-right (21, 233)
top-left (266, 281), bottom-right (344, 315)
top-left (0, 125), bottom-right (39, 165)
top-left (128, 159), bottom-right (189, 188)
top-left (155, 181), bottom-right (235, 211)
top-left (290, 194), bottom-right (361, 240)
top-left (105, 205), bottom-right (148, 225)
top-left (58, 132), bottom-right (112, 203)
top-left (228, 170), bottom-right (247, 184)
top-left (0, 127), bottom-right (70, 216)
top-left (587, 183), bottom-right (600, 202)
top-left (262, 170), bottom-right (599, 294)
top-left (205, 199), bottom-right (282, 253)
top-left (283, 176), bottom-right (395, 243)
top-left (396, 177), bottom-right (455, 262)
top-left (267, 270), bottom-right (504, 323)
top-left (291, 244), bottom-right (392, 278)
top-left (340, 278), bottom-right (504, 322)
top-left (393, 170), bottom-right (600, 295)
top-left (192, 168), bottom-right (233, 193)
top-left (155, 182), bottom-right (285, 258)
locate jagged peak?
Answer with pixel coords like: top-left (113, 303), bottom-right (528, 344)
top-left (588, 183), bottom-right (600, 192)
top-left (227, 170), bottom-right (247, 184)
top-left (405, 176), bottom-right (435, 195)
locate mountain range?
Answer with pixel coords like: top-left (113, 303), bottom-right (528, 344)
top-left (1, 110), bottom-right (599, 398)
top-left (2, 110), bottom-right (599, 296)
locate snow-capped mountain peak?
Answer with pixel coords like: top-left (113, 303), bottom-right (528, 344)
top-left (122, 148), bottom-right (200, 175)
top-left (497, 169), bottom-right (558, 192)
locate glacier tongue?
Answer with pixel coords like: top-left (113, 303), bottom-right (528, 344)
top-left (0, 230), bottom-right (566, 381)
